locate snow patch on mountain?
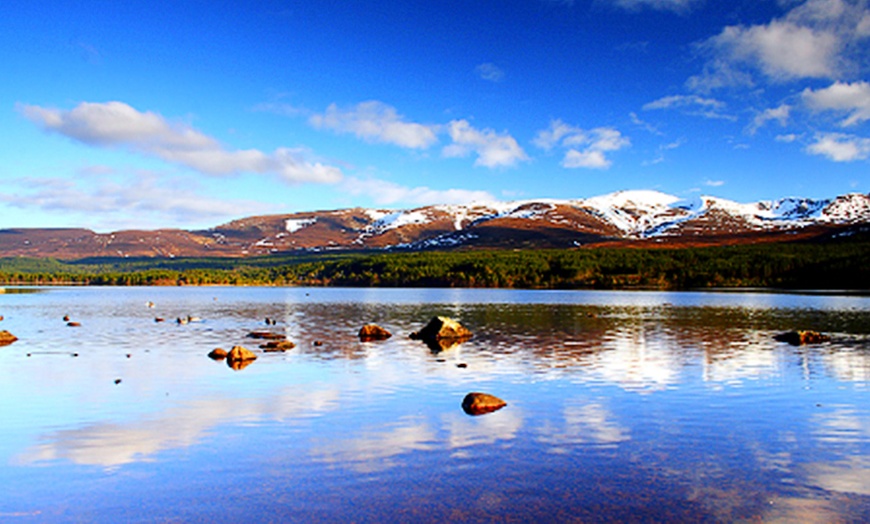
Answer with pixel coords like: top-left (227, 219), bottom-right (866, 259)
top-left (580, 190), bottom-right (686, 236)
top-left (285, 217), bottom-right (317, 233)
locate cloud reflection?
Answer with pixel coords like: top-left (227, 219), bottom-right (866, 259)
top-left (14, 387), bottom-right (340, 468)
top-left (536, 401), bottom-right (628, 452)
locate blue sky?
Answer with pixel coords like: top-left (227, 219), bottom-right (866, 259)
top-left (2, 0), bottom-right (869, 230)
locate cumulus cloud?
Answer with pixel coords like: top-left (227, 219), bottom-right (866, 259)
top-left (442, 120), bottom-right (528, 168)
top-left (806, 132), bottom-right (870, 161)
top-left (802, 81), bottom-right (870, 126)
top-left (475, 62), bottom-right (505, 82)
top-left (341, 176), bottom-right (495, 206)
top-left (688, 0), bottom-right (870, 91)
top-left (747, 104), bottom-right (792, 134)
top-left (533, 119), bottom-right (630, 169)
top-left (19, 101), bottom-right (342, 184)
top-left (309, 100), bottom-right (439, 149)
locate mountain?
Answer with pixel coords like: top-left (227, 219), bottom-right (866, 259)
top-left (2, 191), bottom-right (869, 259)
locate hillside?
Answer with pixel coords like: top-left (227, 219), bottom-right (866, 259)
top-left (1, 191), bottom-right (868, 260)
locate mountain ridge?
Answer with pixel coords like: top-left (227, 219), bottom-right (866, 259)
top-left (2, 190), bottom-right (869, 259)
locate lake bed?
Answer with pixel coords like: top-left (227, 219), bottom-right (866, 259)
top-left (1, 287), bottom-right (869, 522)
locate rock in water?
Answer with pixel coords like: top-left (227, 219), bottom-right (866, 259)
top-left (0, 330), bottom-right (18, 346)
top-left (247, 331), bottom-right (286, 340)
top-left (226, 346), bottom-right (257, 371)
top-left (208, 348), bottom-right (228, 360)
top-left (462, 392), bottom-right (507, 416)
top-left (358, 324), bottom-right (392, 341)
top-left (774, 330), bottom-right (831, 346)
top-left (260, 340), bottom-right (296, 352)
top-left (410, 316), bottom-right (472, 342)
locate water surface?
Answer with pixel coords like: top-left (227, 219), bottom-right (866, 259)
top-left (1, 287), bottom-right (868, 522)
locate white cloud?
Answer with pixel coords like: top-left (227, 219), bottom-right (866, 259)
top-left (442, 119), bottom-right (528, 168)
top-left (802, 81), bottom-right (870, 126)
top-left (806, 132), bottom-right (870, 161)
top-left (19, 101), bottom-right (342, 184)
top-left (688, 0), bottom-right (870, 91)
top-left (534, 119), bottom-right (630, 170)
top-left (341, 176), bottom-right (495, 206)
top-left (309, 100), bottom-right (439, 149)
top-left (605, 0), bottom-right (702, 13)
top-left (643, 94), bottom-right (735, 120)
top-left (0, 170), bottom-right (275, 230)
top-left (705, 179), bottom-right (725, 187)
top-left (475, 62), bottom-right (505, 82)
top-left (747, 104), bottom-right (792, 134)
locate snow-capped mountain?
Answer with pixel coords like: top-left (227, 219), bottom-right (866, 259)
top-left (1, 191), bottom-right (868, 259)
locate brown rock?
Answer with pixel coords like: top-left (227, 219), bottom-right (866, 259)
top-left (774, 330), bottom-right (831, 346)
top-left (67, 322), bottom-right (81, 327)
top-left (0, 330), bottom-right (18, 346)
top-left (208, 348), bottom-right (228, 360)
top-left (226, 346), bottom-right (257, 370)
top-left (358, 324), bottom-right (392, 341)
top-left (260, 340), bottom-right (296, 352)
top-left (410, 316), bottom-right (472, 342)
top-left (227, 345), bottom-right (257, 362)
top-left (462, 392), bottom-right (507, 416)
top-left (246, 331), bottom-right (286, 340)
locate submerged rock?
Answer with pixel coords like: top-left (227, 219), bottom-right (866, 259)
top-left (410, 316), bottom-right (472, 342)
top-left (208, 348), bottom-right (228, 360)
top-left (260, 340), bottom-right (296, 352)
top-left (774, 330), bottom-right (831, 346)
top-left (358, 324), bottom-right (392, 341)
top-left (0, 330), bottom-right (18, 346)
top-left (462, 392), bottom-right (507, 416)
top-left (247, 331), bottom-right (286, 340)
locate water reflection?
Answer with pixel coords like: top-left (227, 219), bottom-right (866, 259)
top-left (14, 386), bottom-right (342, 468)
top-left (0, 287), bottom-right (868, 521)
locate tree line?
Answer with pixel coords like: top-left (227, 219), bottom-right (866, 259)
top-left (0, 239), bottom-right (867, 290)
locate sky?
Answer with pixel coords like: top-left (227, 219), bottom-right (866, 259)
top-left (1, 0), bottom-right (869, 231)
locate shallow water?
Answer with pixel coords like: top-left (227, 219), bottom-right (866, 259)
top-left (1, 287), bottom-right (868, 522)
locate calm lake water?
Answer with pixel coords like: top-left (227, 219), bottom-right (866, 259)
top-left (1, 286), bottom-right (869, 522)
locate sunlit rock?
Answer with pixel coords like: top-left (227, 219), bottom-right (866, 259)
top-left (462, 392), bottom-right (507, 416)
top-left (410, 316), bottom-right (472, 342)
top-left (0, 330), bottom-right (18, 346)
top-left (67, 322), bottom-right (81, 327)
top-left (358, 324), bottom-right (392, 341)
top-left (208, 348), bottom-right (228, 360)
top-left (226, 346), bottom-right (257, 370)
top-left (260, 340), bottom-right (296, 352)
top-left (774, 330), bottom-right (831, 346)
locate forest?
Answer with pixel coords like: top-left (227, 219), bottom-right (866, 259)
top-left (0, 236), bottom-right (868, 290)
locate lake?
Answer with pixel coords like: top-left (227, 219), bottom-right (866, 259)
top-left (1, 286), bottom-right (868, 522)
